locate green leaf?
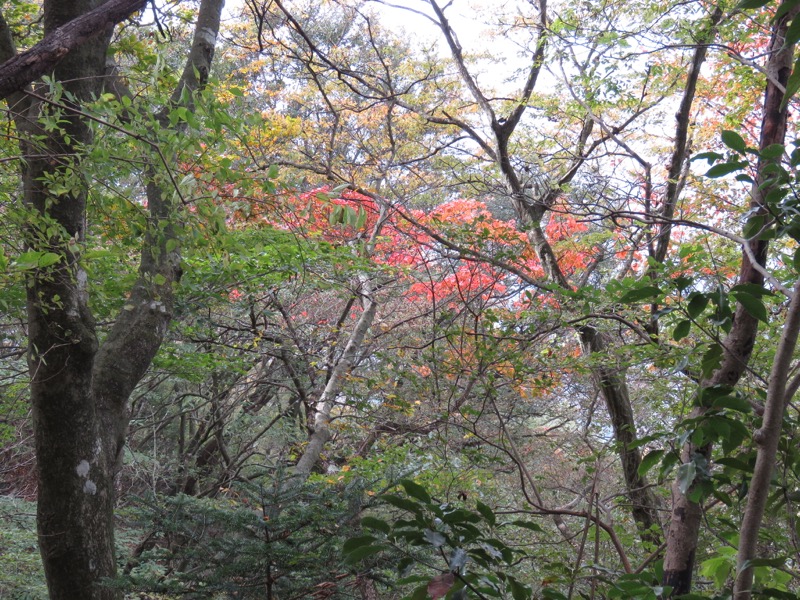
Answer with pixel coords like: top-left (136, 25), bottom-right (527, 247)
top-left (722, 419), bottom-right (750, 455)
top-left (735, 0), bottom-right (769, 8)
top-left (781, 55), bottom-right (800, 111)
top-left (511, 519), bottom-right (544, 532)
top-left (400, 479), bottom-right (432, 504)
top-left (759, 143), bottom-right (786, 161)
top-left (619, 285), bottom-right (661, 303)
top-left (476, 501), bottom-right (496, 527)
top-left (397, 557), bottom-right (415, 578)
top-left (356, 206), bottom-right (368, 229)
top-left (659, 451), bottom-right (680, 479)
top-left (721, 130), bottom-right (747, 154)
top-left (381, 494), bottom-right (424, 516)
top-left (733, 291), bottom-right (769, 323)
top-left (344, 544), bottom-right (387, 564)
top-left (785, 13), bottom-right (800, 48)
top-left (673, 275), bottom-right (693, 292)
top-left (677, 461), bottom-right (697, 495)
top-left (542, 589), bottom-right (569, 600)
top-left (742, 556), bottom-right (789, 568)
top-left (711, 395), bottom-right (752, 413)
top-left (37, 252), bottom-right (62, 268)
top-left (706, 161), bottom-right (746, 178)
top-left (329, 205), bottom-right (343, 226)
top-left (767, 185), bottom-right (790, 208)
top-left (343, 535), bottom-right (376, 554)
top-left (441, 508), bottom-right (481, 525)
top-left (638, 449), bottom-right (665, 478)
top-left (507, 576), bottom-right (530, 600)
top-left (409, 585), bottom-right (429, 600)
top-left (730, 283), bottom-right (772, 297)
top-left (701, 344), bottom-right (724, 378)
top-left (776, 0), bottom-right (800, 19)
top-left (743, 214), bottom-right (766, 239)
top-left (687, 293), bottom-right (709, 319)
top-left (716, 456), bottom-right (754, 473)
top-left (692, 151), bottom-right (724, 164)
top-left (673, 320), bottom-right (691, 341)
top-left (344, 205), bottom-right (358, 227)
top-left (361, 516), bottom-right (391, 534)
top-left (451, 586), bottom-right (468, 600)
top-left (700, 555), bottom-right (732, 589)
top-left (13, 251), bottom-right (63, 270)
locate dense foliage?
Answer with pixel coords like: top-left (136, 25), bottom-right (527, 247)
top-left (5, 0), bottom-right (800, 598)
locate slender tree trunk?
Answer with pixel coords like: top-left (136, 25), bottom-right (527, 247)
top-left (733, 278), bottom-right (800, 599)
top-left (428, 0), bottom-right (666, 544)
top-left (515, 161), bottom-right (664, 548)
top-left (293, 278), bottom-right (378, 479)
top-left (580, 326), bottom-right (662, 546)
top-left (662, 5), bottom-right (797, 594)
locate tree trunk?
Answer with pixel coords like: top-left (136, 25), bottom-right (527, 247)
top-left (662, 4), bottom-right (797, 594)
top-left (733, 278), bottom-right (800, 599)
top-left (22, 4), bottom-right (116, 597)
top-left (580, 326), bottom-right (662, 546)
top-left (3, 0), bottom-right (225, 597)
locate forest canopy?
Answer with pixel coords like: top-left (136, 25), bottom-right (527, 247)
top-left (2, 0), bottom-right (800, 599)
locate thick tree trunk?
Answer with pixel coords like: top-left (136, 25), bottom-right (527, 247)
top-left (22, 4), bottom-right (116, 597)
top-left (662, 5), bottom-right (796, 594)
top-left (3, 0), bottom-right (225, 597)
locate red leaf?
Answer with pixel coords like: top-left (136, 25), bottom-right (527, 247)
top-left (427, 572), bottom-right (455, 599)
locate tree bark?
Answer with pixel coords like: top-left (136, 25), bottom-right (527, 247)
top-left (3, 0), bottom-right (225, 598)
top-left (662, 5), bottom-right (797, 595)
top-left (733, 278), bottom-right (800, 599)
top-left (20, 3), bottom-right (116, 597)
top-left (0, 0), bottom-right (146, 101)
top-left (732, 6), bottom-right (800, 597)
top-left (293, 278), bottom-right (379, 479)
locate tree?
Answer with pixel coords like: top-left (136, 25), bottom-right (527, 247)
top-left (0, 0), bottom-right (225, 597)
top-left (662, 2), bottom-right (799, 594)
top-left (7, 0), bottom-right (800, 597)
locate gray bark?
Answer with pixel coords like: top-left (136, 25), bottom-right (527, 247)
top-left (2, 0), bottom-right (225, 597)
top-left (292, 283), bottom-right (378, 479)
top-left (0, 0), bottom-right (146, 101)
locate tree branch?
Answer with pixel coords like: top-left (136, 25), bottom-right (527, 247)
top-left (0, 0), bottom-right (147, 101)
